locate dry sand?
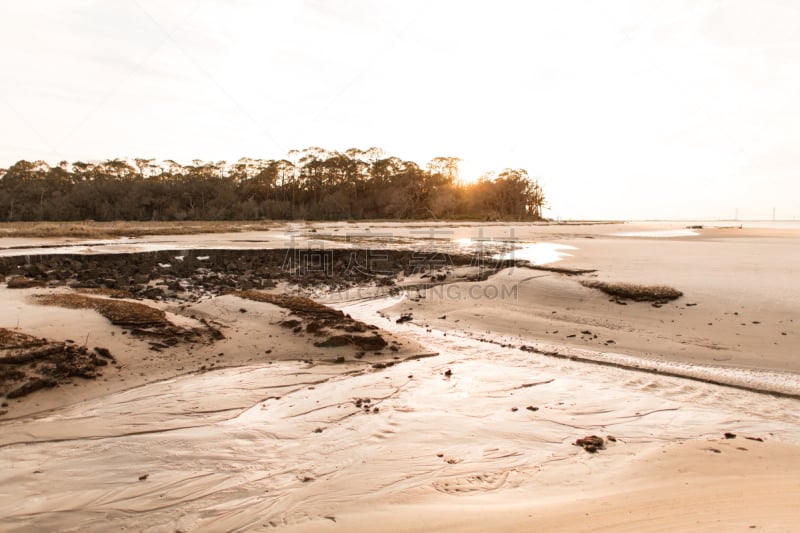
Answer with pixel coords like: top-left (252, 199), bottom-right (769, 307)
top-left (0, 221), bottom-right (799, 531)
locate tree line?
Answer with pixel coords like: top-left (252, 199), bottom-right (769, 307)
top-left (0, 147), bottom-right (545, 222)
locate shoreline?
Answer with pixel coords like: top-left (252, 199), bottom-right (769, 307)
top-left (1, 221), bottom-right (799, 530)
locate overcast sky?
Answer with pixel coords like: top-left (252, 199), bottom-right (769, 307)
top-left (1, 0), bottom-right (798, 220)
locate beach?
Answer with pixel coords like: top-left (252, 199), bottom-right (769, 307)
top-left (1, 221), bottom-right (799, 531)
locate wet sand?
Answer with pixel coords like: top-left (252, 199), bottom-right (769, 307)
top-left (1, 221), bottom-right (799, 531)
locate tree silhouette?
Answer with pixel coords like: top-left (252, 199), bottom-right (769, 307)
top-left (0, 148), bottom-right (546, 222)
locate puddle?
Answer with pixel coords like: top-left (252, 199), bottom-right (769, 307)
top-left (492, 242), bottom-right (577, 265)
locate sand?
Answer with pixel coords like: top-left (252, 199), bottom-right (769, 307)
top-left (1, 221), bottom-right (799, 531)
top-left (280, 439), bottom-right (800, 532)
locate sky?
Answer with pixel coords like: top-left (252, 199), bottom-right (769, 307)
top-left (1, 0), bottom-right (798, 220)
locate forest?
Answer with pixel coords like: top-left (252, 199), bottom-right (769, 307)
top-left (0, 147), bottom-right (545, 222)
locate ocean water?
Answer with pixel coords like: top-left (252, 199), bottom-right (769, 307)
top-left (638, 219), bottom-right (800, 230)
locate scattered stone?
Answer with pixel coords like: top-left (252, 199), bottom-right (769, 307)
top-left (526, 405), bottom-right (539, 411)
top-left (745, 436), bottom-right (764, 442)
top-left (444, 369), bottom-right (452, 377)
top-left (574, 435), bottom-right (605, 453)
top-left (724, 432), bottom-right (737, 439)
top-left (138, 474), bottom-right (149, 481)
top-left (396, 314), bottom-right (413, 324)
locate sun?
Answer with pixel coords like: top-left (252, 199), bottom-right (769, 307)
top-left (456, 157), bottom-right (491, 184)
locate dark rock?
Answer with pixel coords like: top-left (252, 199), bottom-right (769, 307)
top-left (306, 321), bottom-right (324, 334)
top-left (93, 347), bottom-right (115, 360)
top-left (6, 377), bottom-right (57, 399)
top-left (314, 334), bottom-right (387, 351)
top-left (574, 435), bottom-right (605, 453)
top-left (396, 314), bottom-right (413, 324)
top-left (6, 277), bottom-right (46, 289)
